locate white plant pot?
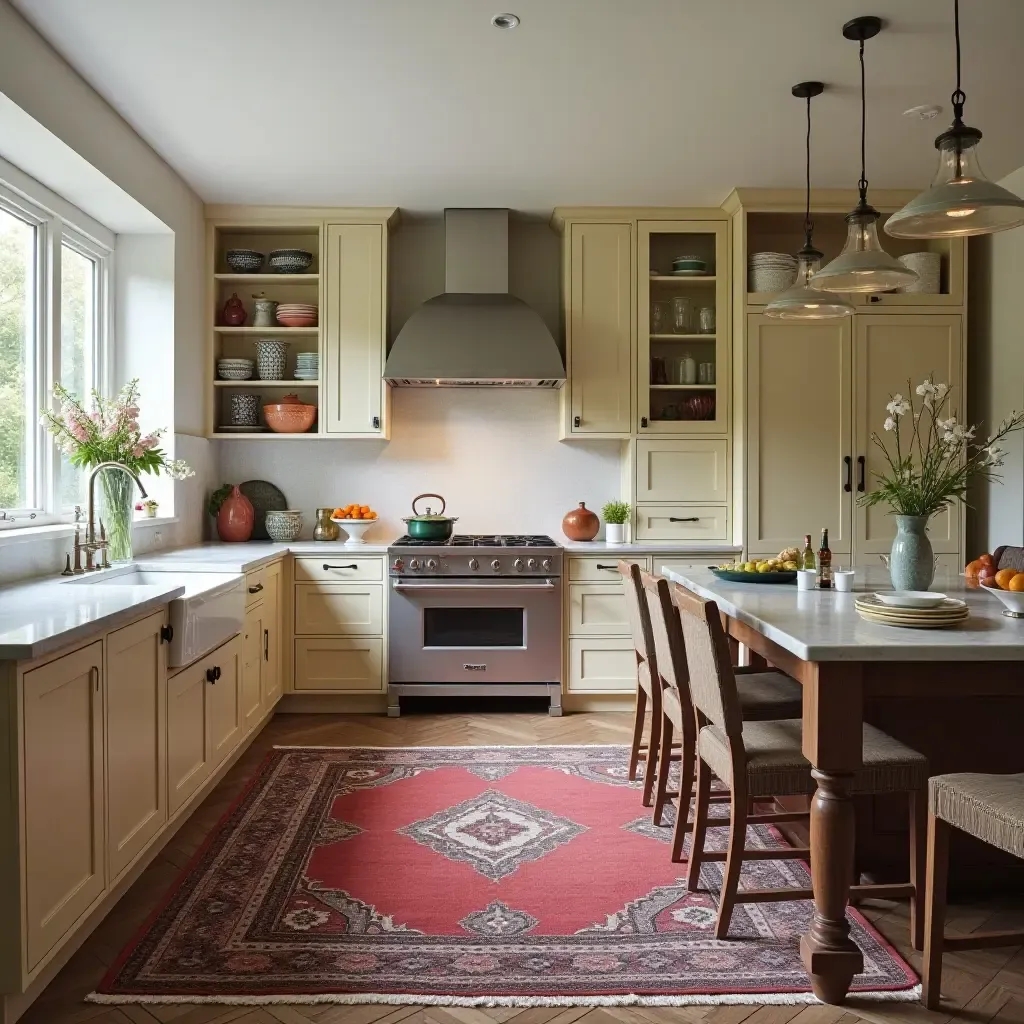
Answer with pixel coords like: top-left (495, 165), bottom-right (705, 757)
top-left (605, 523), bottom-right (626, 544)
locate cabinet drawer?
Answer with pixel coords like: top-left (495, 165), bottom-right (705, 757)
top-left (245, 567), bottom-right (266, 607)
top-left (635, 505), bottom-right (729, 542)
top-left (568, 638), bottom-right (637, 693)
top-left (294, 637), bottom-right (384, 692)
top-left (568, 556), bottom-right (649, 582)
top-left (294, 556), bottom-right (384, 583)
top-left (568, 583), bottom-right (630, 636)
top-left (294, 583), bottom-right (384, 635)
top-left (635, 439), bottom-right (729, 503)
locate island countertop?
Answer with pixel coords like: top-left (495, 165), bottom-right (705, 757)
top-left (659, 564), bottom-right (1024, 662)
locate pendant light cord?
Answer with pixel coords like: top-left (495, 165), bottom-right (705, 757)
top-left (857, 37), bottom-right (868, 205)
top-left (803, 93), bottom-right (814, 249)
top-left (951, 0), bottom-right (966, 122)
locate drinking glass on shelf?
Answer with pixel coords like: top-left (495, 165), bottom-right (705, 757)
top-left (672, 297), bottom-right (692, 334)
top-left (698, 361), bottom-right (716, 384)
top-left (650, 356), bottom-right (667, 385)
top-left (699, 306), bottom-right (716, 334)
top-left (651, 300), bottom-right (671, 335)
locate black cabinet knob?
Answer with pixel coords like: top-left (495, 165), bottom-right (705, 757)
top-left (160, 624), bottom-right (174, 643)
top-left (573, 415), bottom-right (581, 428)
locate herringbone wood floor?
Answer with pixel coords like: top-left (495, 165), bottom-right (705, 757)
top-left (23, 709), bottom-right (1024, 1024)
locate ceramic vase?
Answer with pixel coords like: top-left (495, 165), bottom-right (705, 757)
top-left (217, 485), bottom-right (254, 542)
top-left (98, 468), bottom-right (136, 563)
top-left (562, 502), bottom-right (599, 541)
top-left (605, 522), bottom-right (626, 544)
top-left (889, 515), bottom-right (934, 591)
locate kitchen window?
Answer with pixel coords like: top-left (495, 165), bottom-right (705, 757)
top-left (0, 174), bottom-right (111, 527)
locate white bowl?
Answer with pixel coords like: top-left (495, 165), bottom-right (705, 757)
top-left (979, 582), bottom-right (1024, 618)
top-left (331, 518), bottom-right (376, 545)
top-left (874, 591), bottom-right (947, 609)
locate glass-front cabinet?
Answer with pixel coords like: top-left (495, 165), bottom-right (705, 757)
top-left (637, 220), bottom-right (729, 434)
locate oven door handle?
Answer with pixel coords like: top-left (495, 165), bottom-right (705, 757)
top-left (392, 579), bottom-right (557, 591)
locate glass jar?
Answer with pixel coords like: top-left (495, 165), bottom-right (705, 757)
top-left (699, 306), bottom-right (716, 334)
top-left (680, 352), bottom-right (697, 384)
top-left (651, 300), bottom-right (672, 334)
top-left (314, 507), bottom-right (340, 542)
top-left (672, 297), bottom-right (692, 334)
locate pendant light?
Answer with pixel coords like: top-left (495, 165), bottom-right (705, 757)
top-left (765, 83), bottom-right (854, 320)
top-left (886, 0), bottom-right (1024, 238)
top-left (811, 17), bottom-right (918, 294)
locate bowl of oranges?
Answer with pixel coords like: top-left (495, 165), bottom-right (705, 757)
top-left (968, 553), bottom-right (1024, 617)
top-left (330, 504), bottom-right (378, 546)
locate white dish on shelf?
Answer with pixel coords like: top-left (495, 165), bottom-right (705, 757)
top-left (873, 591), bottom-right (947, 609)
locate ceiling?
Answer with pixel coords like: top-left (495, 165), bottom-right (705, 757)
top-left (11, 0), bottom-right (1024, 214)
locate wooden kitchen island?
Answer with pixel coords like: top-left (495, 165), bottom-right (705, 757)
top-left (660, 564), bottom-right (1024, 1006)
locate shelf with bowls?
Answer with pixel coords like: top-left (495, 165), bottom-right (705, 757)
top-left (214, 326), bottom-right (319, 335)
top-left (213, 379), bottom-right (319, 387)
top-left (214, 273), bottom-right (319, 284)
top-left (649, 275), bottom-right (717, 284)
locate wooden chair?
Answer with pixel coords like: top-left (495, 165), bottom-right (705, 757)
top-left (672, 580), bottom-right (930, 944)
top-left (922, 773), bottom-right (1024, 1009)
top-left (641, 569), bottom-right (804, 855)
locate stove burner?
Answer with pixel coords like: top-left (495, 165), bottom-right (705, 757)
top-left (393, 534), bottom-right (557, 548)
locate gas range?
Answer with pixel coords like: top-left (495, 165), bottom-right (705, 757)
top-left (389, 534), bottom-right (561, 577)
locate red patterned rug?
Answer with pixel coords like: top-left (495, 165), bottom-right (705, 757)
top-left (91, 746), bottom-right (918, 1007)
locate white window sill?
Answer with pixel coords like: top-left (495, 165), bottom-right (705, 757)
top-left (0, 516), bottom-right (178, 548)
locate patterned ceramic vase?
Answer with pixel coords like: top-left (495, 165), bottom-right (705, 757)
top-left (255, 339), bottom-right (290, 380)
top-left (217, 485), bottom-right (254, 543)
top-left (229, 393), bottom-right (259, 425)
top-left (889, 515), bottom-right (934, 591)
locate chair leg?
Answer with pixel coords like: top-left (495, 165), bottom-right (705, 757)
top-left (652, 715), bottom-right (673, 825)
top-left (686, 755), bottom-right (712, 891)
top-left (670, 737), bottom-right (695, 862)
top-left (922, 812), bottom-right (951, 1011)
top-left (715, 775), bottom-right (749, 939)
top-left (627, 684), bottom-right (648, 781)
top-left (642, 691), bottom-right (661, 808)
top-left (909, 788), bottom-right (927, 952)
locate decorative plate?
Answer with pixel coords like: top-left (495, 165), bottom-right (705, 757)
top-left (709, 566), bottom-right (797, 584)
top-left (239, 479), bottom-right (288, 540)
top-left (873, 591), bottom-right (947, 609)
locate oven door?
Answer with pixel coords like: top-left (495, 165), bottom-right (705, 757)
top-left (388, 576), bottom-right (562, 684)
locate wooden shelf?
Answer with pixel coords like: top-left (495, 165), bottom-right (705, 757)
top-left (214, 273), bottom-right (319, 283)
top-left (649, 384), bottom-right (717, 390)
top-left (213, 379), bottom-right (319, 387)
top-left (210, 431), bottom-right (320, 440)
top-left (650, 334), bottom-right (716, 341)
top-left (214, 326), bottom-right (319, 335)
top-left (649, 275), bottom-right (716, 283)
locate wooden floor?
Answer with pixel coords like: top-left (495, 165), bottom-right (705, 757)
top-left (23, 708), bottom-right (1024, 1024)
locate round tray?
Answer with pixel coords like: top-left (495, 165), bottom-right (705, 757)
top-left (709, 566), bottom-right (797, 584)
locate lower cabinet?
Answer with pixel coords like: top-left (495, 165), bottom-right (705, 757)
top-left (262, 560), bottom-right (283, 708)
top-left (568, 637), bottom-right (637, 693)
top-left (22, 641), bottom-right (105, 971)
top-left (241, 602), bottom-right (265, 733)
top-left (294, 637), bottom-right (384, 692)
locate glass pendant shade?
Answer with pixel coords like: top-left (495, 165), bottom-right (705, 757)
top-left (810, 205), bottom-right (918, 294)
top-left (764, 248), bottom-right (855, 319)
top-left (886, 127), bottom-right (1024, 237)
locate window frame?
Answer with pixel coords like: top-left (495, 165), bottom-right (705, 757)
top-left (0, 164), bottom-right (113, 528)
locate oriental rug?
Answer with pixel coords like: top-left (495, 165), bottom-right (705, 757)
top-left (91, 745), bottom-right (918, 1006)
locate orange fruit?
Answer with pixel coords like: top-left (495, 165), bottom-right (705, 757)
top-left (979, 553), bottom-right (995, 567)
top-left (965, 559), bottom-right (984, 578)
top-left (1009, 574), bottom-right (1024, 593)
top-left (995, 568), bottom-right (1018, 590)
top-left (333, 507), bottom-right (345, 518)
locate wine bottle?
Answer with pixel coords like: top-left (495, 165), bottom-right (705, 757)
top-left (801, 534), bottom-right (815, 572)
top-left (818, 528), bottom-right (833, 589)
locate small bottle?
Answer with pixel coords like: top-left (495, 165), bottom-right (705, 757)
top-left (801, 534), bottom-right (815, 572)
top-left (818, 528), bottom-right (833, 589)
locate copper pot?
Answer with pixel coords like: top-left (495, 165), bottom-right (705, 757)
top-left (562, 501), bottom-right (600, 541)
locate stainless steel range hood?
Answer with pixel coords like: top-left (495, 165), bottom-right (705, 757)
top-left (384, 209), bottom-right (565, 388)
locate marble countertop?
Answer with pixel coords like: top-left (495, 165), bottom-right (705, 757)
top-left (659, 564), bottom-right (1024, 662)
top-left (135, 539), bottom-right (395, 572)
top-left (560, 541), bottom-right (743, 555)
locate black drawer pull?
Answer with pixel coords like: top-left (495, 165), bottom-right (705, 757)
top-left (670, 517), bottom-right (701, 523)
top-left (248, 583), bottom-right (263, 594)
top-left (264, 628), bottom-right (269, 661)
top-left (160, 624), bottom-right (174, 643)
top-left (857, 455), bottom-right (866, 492)
top-left (843, 455), bottom-right (852, 493)
top-left (596, 564), bottom-right (619, 570)
top-left (323, 563), bottom-right (359, 571)
top-left (640, 416), bottom-right (648, 428)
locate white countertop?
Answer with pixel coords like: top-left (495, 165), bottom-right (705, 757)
top-left (659, 564), bottom-right (1024, 662)
top-left (560, 541), bottom-right (743, 555)
top-left (135, 540), bottom-right (395, 573)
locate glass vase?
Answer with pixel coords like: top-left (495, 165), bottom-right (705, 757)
top-left (98, 468), bottom-right (136, 563)
top-left (889, 515), bottom-right (934, 592)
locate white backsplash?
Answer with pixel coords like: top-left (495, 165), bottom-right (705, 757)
top-left (215, 388), bottom-right (623, 540)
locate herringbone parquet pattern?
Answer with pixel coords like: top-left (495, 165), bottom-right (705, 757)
top-left (22, 710), bottom-right (1024, 1024)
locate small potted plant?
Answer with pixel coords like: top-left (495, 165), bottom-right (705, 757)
top-left (601, 501), bottom-right (631, 544)
top-left (135, 499), bottom-right (159, 519)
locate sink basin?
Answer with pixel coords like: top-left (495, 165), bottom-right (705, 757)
top-left (66, 568), bottom-right (244, 668)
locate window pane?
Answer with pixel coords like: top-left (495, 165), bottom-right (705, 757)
top-left (0, 207), bottom-right (36, 510)
top-left (60, 244), bottom-right (96, 509)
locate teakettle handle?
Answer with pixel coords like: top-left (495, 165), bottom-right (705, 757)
top-left (411, 493), bottom-right (446, 516)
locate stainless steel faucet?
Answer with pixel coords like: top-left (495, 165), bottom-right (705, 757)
top-left (83, 462), bottom-right (148, 571)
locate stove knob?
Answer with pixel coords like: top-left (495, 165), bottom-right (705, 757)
top-left (513, 558), bottom-right (524, 571)
top-left (541, 558), bottom-right (552, 571)
top-left (392, 558), bottom-right (405, 573)
top-left (468, 558), bottom-right (479, 570)
top-left (490, 559), bottom-right (501, 571)
top-left (409, 558), bottom-right (420, 571)
top-left (426, 558), bottom-right (438, 570)
top-left (527, 558), bottom-right (538, 570)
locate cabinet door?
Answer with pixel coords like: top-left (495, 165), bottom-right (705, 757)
top-left (294, 637), bottom-right (384, 692)
top-left (207, 638), bottom-right (242, 769)
top-left (106, 612), bottom-right (167, 882)
top-left (294, 583), bottom-right (384, 636)
top-left (167, 660), bottom-right (210, 815)
top-left (262, 561), bottom-right (283, 710)
top-left (241, 603), bottom-right (264, 733)
top-left (324, 223), bottom-right (387, 436)
top-left (635, 439), bottom-right (729, 503)
top-left (567, 638), bottom-right (636, 693)
top-left (22, 641), bottom-right (105, 969)
top-left (565, 222), bottom-right (632, 435)
top-left (853, 314), bottom-right (963, 561)
top-left (568, 584), bottom-right (630, 636)
top-left (746, 314), bottom-right (854, 557)
top-left (638, 220), bottom-right (729, 434)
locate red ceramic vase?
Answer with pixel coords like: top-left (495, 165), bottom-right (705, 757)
top-left (221, 292), bottom-right (247, 326)
top-left (562, 501), bottom-right (600, 541)
top-left (217, 485), bottom-right (254, 542)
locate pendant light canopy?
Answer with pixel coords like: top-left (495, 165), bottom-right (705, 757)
top-left (886, 0), bottom-right (1024, 238)
top-left (811, 17), bottom-right (918, 295)
top-left (766, 82), bottom-right (854, 320)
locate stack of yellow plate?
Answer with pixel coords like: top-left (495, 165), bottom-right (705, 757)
top-left (854, 594), bottom-right (969, 629)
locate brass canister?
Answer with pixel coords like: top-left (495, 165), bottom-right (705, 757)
top-left (313, 507), bottom-right (340, 542)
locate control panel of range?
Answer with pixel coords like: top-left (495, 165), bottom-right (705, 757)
top-left (390, 553), bottom-right (557, 576)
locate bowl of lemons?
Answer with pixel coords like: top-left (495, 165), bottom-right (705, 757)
top-left (710, 551), bottom-right (800, 584)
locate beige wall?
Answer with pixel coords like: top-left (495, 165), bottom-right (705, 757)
top-left (967, 165), bottom-right (1024, 556)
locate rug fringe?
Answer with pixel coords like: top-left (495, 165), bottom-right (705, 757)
top-left (85, 986), bottom-right (921, 1008)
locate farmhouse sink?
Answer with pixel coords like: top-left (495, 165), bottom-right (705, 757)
top-left (66, 567), bottom-right (244, 668)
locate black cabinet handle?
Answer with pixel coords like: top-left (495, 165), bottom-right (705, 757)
top-left (206, 666), bottom-right (221, 684)
top-left (869, 295), bottom-right (882, 303)
top-left (596, 564), bottom-right (619, 570)
top-left (160, 624), bottom-right (174, 643)
top-left (857, 455), bottom-right (866, 492)
top-left (323, 563), bottom-right (359, 571)
top-left (640, 416), bottom-right (648, 428)
top-left (573, 415), bottom-right (581, 428)
top-left (372, 415), bottom-right (380, 429)
top-left (670, 517), bottom-right (701, 523)
top-left (843, 455), bottom-right (852, 493)
top-left (248, 583), bottom-right (263, 594)
top-left (264, 628), bottom-right (269, 661)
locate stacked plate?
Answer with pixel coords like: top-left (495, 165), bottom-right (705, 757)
top-left (748, 252), bottom-right (798, 293)
top-left (855, 593), bottom-right (969, 629)
top-left (294, 352), bottom-right (319, 381)
top-left (277, 303), bottom-right (318, 328)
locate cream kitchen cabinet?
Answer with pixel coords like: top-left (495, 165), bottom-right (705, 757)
top-left (294, 584), bottom-right (384, 636)
top-left (242, 561), bottom-right (284, 732)
top-left (294, 637), bottom-right (384, 693)
top-left (568, 638), bottom-right (638, 693)
top-left (261, 560), bottom-right (283, 709)
top-left (559, 221), bottom-right (633, 438)
top-left (241, 603), bottom-right (265, 733)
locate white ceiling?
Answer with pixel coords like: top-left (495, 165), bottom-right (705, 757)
top-left (11, 0), bottom-right (1024, 214)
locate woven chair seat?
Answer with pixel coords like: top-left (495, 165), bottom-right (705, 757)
top-left (699, 718), bottom-right (929, 799)
top-left (930, 773), bottom-right (1024, 861)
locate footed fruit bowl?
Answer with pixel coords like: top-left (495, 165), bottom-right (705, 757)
top-left (979, 581), bottom-right (1024, 618)
top-left (331, 518), bottom-right (375, 545)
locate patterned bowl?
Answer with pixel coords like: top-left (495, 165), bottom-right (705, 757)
top-left (269, 249), bottom-right (314, 273)
top-left (217, 359), bottom-right (255, 380)
top-left (225, 249), bottom-right (264, 273)
top-left (263, 401), bottom-right (316, 433)
top-left (264, 510), bottom-right (304, 542)
top-left (277, 314), bottom-right (318, 328)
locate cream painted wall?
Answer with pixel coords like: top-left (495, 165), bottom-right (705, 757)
top-left (967, 165), bottom-right (1024, 556)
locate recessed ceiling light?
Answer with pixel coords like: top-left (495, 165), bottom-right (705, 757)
top-left (903, 104), bottom-right (943, 119)
top-left (491, 12), bottom-right (520, 29)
